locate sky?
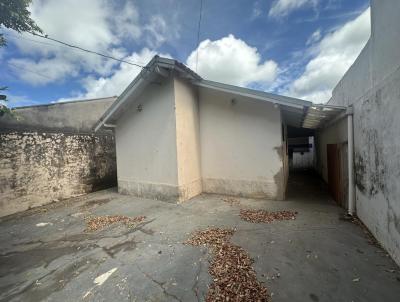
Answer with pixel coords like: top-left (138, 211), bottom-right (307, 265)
top-left (0, 0), bottom-right (371, 107)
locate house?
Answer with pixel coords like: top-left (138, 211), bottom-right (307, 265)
top-left (94, 56), bottom-right (346, 203)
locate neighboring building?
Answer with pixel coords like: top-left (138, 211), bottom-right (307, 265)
top-left (319, 0), bottom-right (400, 263)
top-left (95, 57), bottom-right (344, 203)
top-left (317, 0), bottom-right (400, 264)
top-left (0, 97), bottom-right (116, 133)
top-left (0, 97), bottom-right (117, 216)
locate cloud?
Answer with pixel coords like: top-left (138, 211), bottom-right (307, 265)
top-left (252, 1), bottom-right (263, 19)
top-left (29, 0), bottom-right (143, 51)
top-left (306, 29), bottom-right (321, 45)
top-left (144, 15), bottom-right (180, 49)
top-left (8, 57), bottom-right (79, 86)
top-left (1, 92), bottom-right (39, 108)
top-left (186, 34), bottom-right (278, 87)
top-left (57, 48), bottom-right (171, 101)
top-left (285, 7), bottom-right (371, 103)
top-left (269, 0), bottom-right (318, 18)
top-left (7, 0), bottom-right (177, 87)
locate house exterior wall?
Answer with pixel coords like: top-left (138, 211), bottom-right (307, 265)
top-left (327, 0), bottom-right (400, 265)
top-left (316, 117), bottom-right (348, 183)
top-left (115, 77), bottom-right (180, 201)
top-left (174, 78), bottom-right (202, 201)
top-left (198, 88), bottom-right (285, 199)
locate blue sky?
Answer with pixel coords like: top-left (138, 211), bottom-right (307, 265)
top-left (0, 0), bottom-right (370, 107)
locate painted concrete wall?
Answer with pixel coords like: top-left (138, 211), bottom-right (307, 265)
top-left (115, 77), bottom-right (180, 200)
top-left (0, 97), bottom-right (116, 133)
top-left (316, 118), bottom-right (348, 183)
top-left (327, 0), bottom-right (400, 265)
top-left (0, 131), bottom-right (116, 217)
top-left (199, 87), bottom-right (285, 199)
top-left (174, 78), bottom-right (202, 201)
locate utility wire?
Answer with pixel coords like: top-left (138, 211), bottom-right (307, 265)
top-left (29, 32), bottom-right (147, 69)
top-left (195, 0), bottom-right (203, 72)
top-left (7, 32), bottom-right (148, 67)
top-left (5, 32), bottom-right (58, 48)
top-left (7, 62), bottom-right (53, 80)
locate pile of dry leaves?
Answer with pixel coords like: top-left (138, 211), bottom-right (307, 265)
top-left (240, 209), bottom-right (297, 223)
top-left (85, 215), bottom-right (146, 232)
top-left (185, 228), bottom-right (270, 301)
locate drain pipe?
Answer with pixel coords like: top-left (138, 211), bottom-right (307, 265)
top-left (347, 106), bottom-right (355, 215)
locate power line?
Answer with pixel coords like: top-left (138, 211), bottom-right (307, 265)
top-left (7, 32), bottom-right (149, 67)
top-left (5, 32), bottom-right (58, 48)
top-left (195, 0), bottom-right (203, 72)
top-left (7, 62), bottom-right (53, 80)
top-left (29, 32), bottom-right (147, 69)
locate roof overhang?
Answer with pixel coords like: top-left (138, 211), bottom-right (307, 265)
top-left (94, 55), bottom-right (346, 132)
top-left (193, 80), bottom-right (346, 129)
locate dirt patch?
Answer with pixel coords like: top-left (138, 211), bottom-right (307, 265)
top-left (80, 198), bottom-right (112, 209)
top-left (185, 228), bottom-right (270, 302)
top-left (240, 209), bottom-right (297, 223)
top-left (85, 215), bottom-right (146, 232)
top-left (221, 197), bottom-right (240, 206)
top-left (349, 216), bottom-right (381, 248)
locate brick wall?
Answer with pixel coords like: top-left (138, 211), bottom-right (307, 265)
top-left (0, 131), bottom-right (117, 217)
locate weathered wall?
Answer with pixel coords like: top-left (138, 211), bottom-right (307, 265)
top-left (0, 131), bottom-right (116, 217)
top-left (199, 87), bottom-right (284, 199)
top-left (0, 97), bottom-right (116, 133)
top-left (174, 78), bottom-right (202, 201)
top-left (115, 77), bottom-right (180, 201)
top-left (327, 0), bottom-right (400, 265)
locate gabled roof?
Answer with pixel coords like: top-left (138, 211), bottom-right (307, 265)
top-left (94, 56), bottom-right (201, 132)
top-left (94, 55), bottom-right (346, 131)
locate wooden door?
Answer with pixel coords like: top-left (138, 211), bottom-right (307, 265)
top-left (327, 144), bottom-right (342, 204)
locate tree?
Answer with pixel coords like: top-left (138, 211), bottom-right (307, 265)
top-left (0, 0), bottom-right (42, 46)
top-left (0, 0), bottom-right (42, 114)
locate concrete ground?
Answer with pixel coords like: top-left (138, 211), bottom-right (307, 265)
top-left (0, 172), bottom-right (399, 302)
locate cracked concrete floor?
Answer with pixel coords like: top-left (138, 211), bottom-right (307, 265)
top-left (1, 172), bottom-right (400, 302)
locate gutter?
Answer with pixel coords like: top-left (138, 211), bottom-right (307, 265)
top-left (347, 105), bottom-right (355, 215)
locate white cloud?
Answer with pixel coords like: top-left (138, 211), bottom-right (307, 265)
top-left (144, 15), bottom-right (180, 49)
top-left (7, 0), bottom-right (177, 87)
top-left (286, 7), bottom-right (371, 103)
top-left (57, 48), bottom-right (171, 101)
top-left (7, 0), bottom-right (137, 85)
top-left (8, 57), bottom-right (79, 86)
top-left (306, 29), bottom-right (321, 45)
top-left (186, 34), bottom-right (278, 87)
top-left (269, 0), bottom-right (318, 18)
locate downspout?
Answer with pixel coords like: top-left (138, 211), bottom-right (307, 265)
top-left (347, 106), bottom-right (355, 215)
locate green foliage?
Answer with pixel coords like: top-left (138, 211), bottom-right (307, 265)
top-left (0, 0), bottom-right (42, 115)
top-left (0, 86), bottom-right (10, 116)
top-left (0, 0), bottom-right (42, 46)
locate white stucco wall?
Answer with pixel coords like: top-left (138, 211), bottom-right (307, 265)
top-left (199, 88), bottom-right (285, 199)
top-left (327, 0), bottom-right (400, 265)
top-left (115, 77), bottom-right (180, 200)
top-left (174, 78), bottom-right (202, 201)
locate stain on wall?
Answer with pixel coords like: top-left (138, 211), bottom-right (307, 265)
top-left (0, 131), bottom-right (117, 217)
